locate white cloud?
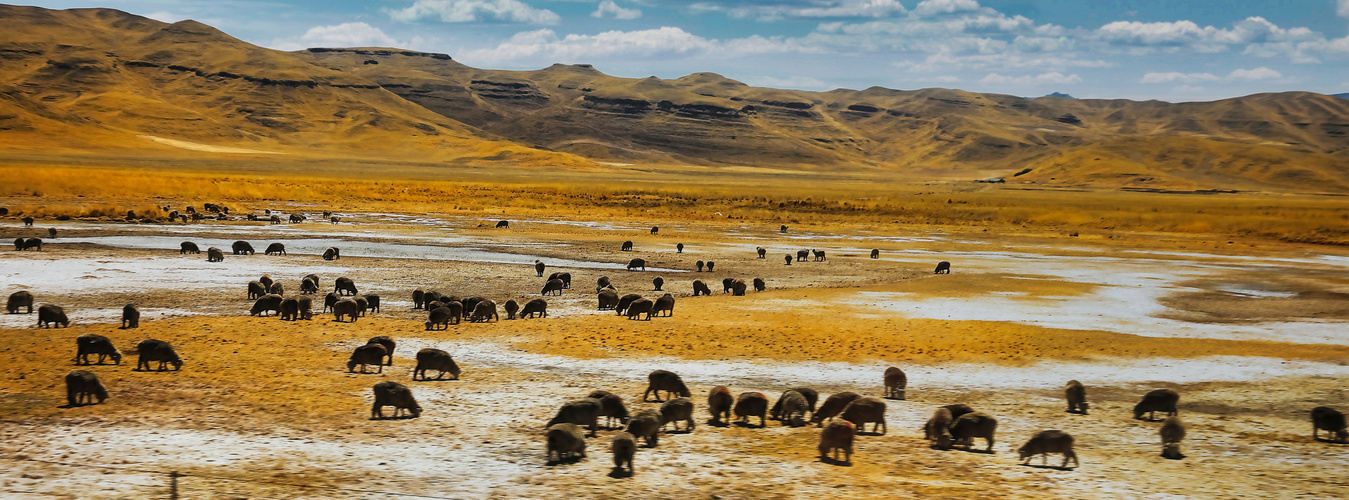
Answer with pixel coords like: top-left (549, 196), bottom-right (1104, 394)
top-left (459, 26), bottom-right (813, 66)
top-left (1339, 0), bottom-right (1349, 18)
top-left (1226, 66), bottom-right (1282, 81)
top-left (144, 11), bottom-right (186, 23)
top-left (723, 0), bottom-right (908, 20)
top-left (388, 0), bottom-right (560, 25)
top-left (1140, 67), bottom-right (1283, 84)
top-left (913, 0), bottom-right (981, 17)
top-left (743, 75), bottom-right (836, 90)
top-left (1140, 72), bottom-right (1219, 84)
top-left (593, 1), bottom-right (642, 20)
top-left (979, 72), bottom-right (1082, 85)
top-left (268, 22), bottom-right (429, 51)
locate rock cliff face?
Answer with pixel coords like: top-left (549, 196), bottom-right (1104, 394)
top-left (2, 4), bottom-right (1348, 191)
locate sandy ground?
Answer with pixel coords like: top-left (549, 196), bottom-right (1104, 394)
top-left (2, 212), bottom-right (1348, 498)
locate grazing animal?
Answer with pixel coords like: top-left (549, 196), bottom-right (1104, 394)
top-left (207, 247), bottom-right (224, 262)
top-left (643, 370), bottom-right (691, 402)
top-left (413, 348), bottom-right (461, 381)
top-left (784, 254), bottom-right (793, 265)
top-left (460, 297), bottom-right (484, 320)
top-left (7, 290), bottom-right (34, 314)
top-left (546, 423), bottom-right (587, 463)
top-left (347, 343), bottom-right (386, 373)
top-left (1065, 380), bottom-right (1088, 414)
top-left (521, 298), bottom-right (548, 319)
top-left (944, 403), bottom-right (976, 420)
top-left (265, 243), bottom-right (286, 255)
top-left (180, 241), bottom-right (200, 254)
top-left (696, 260), bottom-right (704, 272)
top-left (692, 280), bottom-right (711, 296)
top-left (37, 304), bottom-right (69, 328)
top-left (425, 306), bottom-right (456, 330)
top-left (950, 412), bottom-right (998, 451)
top-left (121, 303), bottom-right (140, 328)
top-left (884, 367), bottom-right (907, 400)
top-left (819, 421), bottom-right (856, 464)
top-left (268, 282), bottom-right (284, 296)
top-left (535, 260), bottom-right (545, 277)
top-left (592, 392), bottom-right (630, 429)
top-left (333, 299), bottom-right (360, 323)
top-left (323, 292), bottom-right (340, 313)
top-left (503, 299), bottom-right (519, 319)
top-left (731, 280), bottom-right (747, 296)
top-left (773, 390), bottom-right (810, 427)
top-left (412, 289), bottom-right (426, 309)
top-left (813, 249), bottom-right (826, 261)
top-left (366, 336), bottom-right (395, 366)
top-left (752, 277), bottom-right (766, 292)
top-left (426, 291), bottom-right (444, 308)
top-left (705, 261), bottom-right (714, 272)
top-left (442, 298), bottom-right (466, 321)
top-left (840, 397), bottom-right (887, 435)
top-left (548, 398), bottom-right (603, 437)
top-left (660, 397), bottom-right (695, 432)
top-left (652, 276), bottom-right (664, 291)
top-left (12, 237), bottom-right (21, 251)
top-left (1312, 406), bottom-right (1348, 443)
top-left (1134, 389), bottom-right (1180, 421)
top-left (772, 388), bottom-right (819, 421)
top-left (335, 277), bottom-right (358, 296)
top-left (621, 240), bottom-right (633, 251)
top-left (676, 243), bottom-right (683, 253)
top-left (722, 278), bottom-right (735, 294)
top-left (547, 272), bottom-right (572, 289)
top-left (300, 277), bottom-right (319, 294)
top-left (65, 370), bottom-right (108, 406)
top-left (708, 386), bottom-right (734, 425)
top-left (1019, 430), bottom-right (1078, 468)
top-left (232, 240), bottom-right (254, 255)
top-left (297, 297), bottom-right (313, 320)
top-left (323, 247), bottom-right (340, 260)
top-left (597, 290), bottom-right (619, 310)
top-left (935, 261), bottom-right (951, 274)
top-left (625, 410), bottom-right (662, 447)
top-left (612, 432), bottom-right (636, 474)
top-left (371, 381), bottom-right (421, 419)
top-left (1160, 417), bottom-right (1187, 458)
top-left (541, 279), bottom-right (566, 296)
top-left (250, 294), bottom-right (284, 317)
top-left (22, 238), bottom-right (42, 251)
top-left (625, 298), bottom-right (654, 320)
top-left (651, 294), bottom-right (675, 317)
top-left (74, 334), bottom-right (122, 365)
top-left (870, 249), bottom-right (879, 259)
top-left (331, 216), bottom-right (339, 224)
top-left (924, 408), bottom-right (955, 449)
top-left (471, 300), bottom-right (499, 323)
top-left (364, 294), bottom-right (381, 313)
top-left (757, 247), bottom-right (766, 258)
top-left (289, 214), bottom-right (303, 223)
top-left (780, 225), bottom-right (788, 233)
top-left (22, 216), bottom-right (34, 226)
top-left (597, 276), bottom-right (612, 291)
top-left (650, 226), bottom-right (658, 235)
top-left (269, 215), bottom-right (281, 224)
top-left (797, 249), bottom-right (809, 262)
top-left (626, 258), bottom-right (646, 271)
top-left (615, 294), bottom-right (642, 316)
top-left (495, 220), bottom-right (509, 229)
top-left (136, 339), bottom-right (182, 371)
top-left (812, 392), bottom-right (862, 427)
top-left (247, 281), bottom-right (266, 300)
top-left (734, 392), bottom-right (770, 427)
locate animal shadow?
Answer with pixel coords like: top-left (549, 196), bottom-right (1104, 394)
top-left (58, 402), bottom-right (97, 409)
top-left (959, 447), bottom-right (996, 455)
top-left (1066, 409), bottom-right (1088, 415)
top-left (734, 421), bottom-right (766, 429)
top-left (1312, 437), bottom-right (1348, 445)
top-left (819, 457), bottom-right (853, 467)
top-left (546, 456), bottom-right (583, 466)
top-left (856, 430), bottom-right (885, 437)
top-left (1021, 463), bottom-right (1075, 471)
top-left (706, 419), bottom-right (730, 428)
top-left (607, 467), bottom-right (633, 478)
top-left (369, 415), bottom-right (418, 421)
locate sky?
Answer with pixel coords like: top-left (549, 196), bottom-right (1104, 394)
top-left (20, 0), bottom-right (1349, 101)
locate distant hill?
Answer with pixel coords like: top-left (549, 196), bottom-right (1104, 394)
top-left (1, 4), bottom-right (1348, 193)
top-left (1334, 93), bottom-right (1349, 100)
top-left (1041, 92), bottom-right (1076, 99)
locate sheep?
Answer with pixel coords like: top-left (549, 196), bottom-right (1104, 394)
top-left (547, 398), bottom-right (602, 437)
top-left (300, 277), bottom-right (319, 294)
top-left (37, 304), bottom-right (69, 328)
top-left (1160, 416), bottom-right (1187, 458)
top-left (1312, 406), bottom-right (1347, 443)
top-left (413, 348), bottom-right (460, 381)
top-left (371, 381), bottom-right (421, 419)
top-left (297, 297), bottom-right (313, 320)
top-left (6, 290), bottom-right (34, 314)
top-left (652, 276), bottom-right (664, 291)
top-left (923, 407), bottom-right (954, 449)
top-left (280, 298), bottom-right (300, 321)
top-left (504, 299), bottom-right (519, 320)
top-left (598, 290), bottom-right (619, 310)
top-left (120, 303), bottom-right (140, 329)
top-left (1065, 380), bottom-right (1088, 414)
top-left (364, 294), bottom-right (381, 313)
top-left (249, 294), bottom-right (284, 317)
top-left (588, 391), bottom-right (630, 429)
top-left (268, 282), bottom-right (284, 296)
top-left (1018, 430), bottom-right (1078, 468)
top-left (840, 396), bottom-right (887, 435)
top-left (707, 385), bottom-right (733, 425)
top-left (541, 279), bottom-right (566, 296)
top-left (470, 299), bottom-right (499, 323)
top-left (425, 306), bottom-right (455, 330)
top-left (546, 423), bottom-right (587, 464)
top-left (135, 339), bottom-right (182, 371)
top-left (612, 432), bottom-right (636, 474)
top-left (772, 387), bottom-right (819, 420)
top-left (1134, 389), bottom-right (1180, 421)
top-left (692, 280), bottom-right (711, 296)
top-left (752, 277), bottom-right (766, 292)
top-left (811, 392), bottom-right (861, 427)
top-left (520, 298), bottom-right (548, 319)
top-left (642, 370), bottom-right (690, 402)
top-left (74, 334), bottom-right (121, 365)
top-left (346, 343), bottom-right (386, 374)
top-left (259, 275), bottom-right (274, 290)
top-left (659, 397), bottom-right (695, 433)
top-left (625, 298), bottom-right (654, 320)
top-left (944, 403), bottom-right (976, 420)
top-left (818, 421), bottom-right (856, 465)
top-left (247, 281), bottom-right (266, 300)
top-left (615, 294), bottom-right (641, 316)
top-left (624, 409), bottom-right (662, 448)
top-left (65, 370), bottom-right (108, 406)
top-left (883, 366), bottom-right (906, 400)
top-left (773, 390), bottom-right (810, 427)
top-left (650, 294), bottom-right (675, 317)
top-left (412, 289), bottom-right (425, 309)
top-left (734, 392), bottom-right (770, 428)
top-left (366, 336), bottom-right (395, 366)
top-left (950, 412), bottom-right (998, 452)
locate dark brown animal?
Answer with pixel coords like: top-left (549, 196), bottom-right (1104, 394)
top-left (136, 339), bottom-right (182, 371)
top-left (335, 277), bottom-right (357, 296)
top-left (1065, 380), bottom-right (1088, 414)
top-left (546, 423), bottom-right (586, 463)
top-left (503, 299), bottom-right (519, 319)
top-left (413, 348), bottom-right (460, 380)
top-left (659, 397), bottom-right (695, 432)
top-left (772, 387), bottom-right (819, 421)
top-left (521, 298), bottom-right (548, 319)
top-left (757, 247), bottom-right (766, 258)
top-left (347, 343), bottom-right (386, 373)
top-left (250, 294), bottom-right (283, 317)
top-left (180, 241), bottom-right (200, 254)
top-left (412, 289), bottom-right (425, 309)
top-left (207, 247), bottom-right (224, 262)
top-left (541, 279), bottom-right (566, 296)
top-left (1134, 389), bottom-right (1180, 421)
top-left (593, 392), bottom-right (630, 429)
top-left (247, 281), bottom-right (266, 300)
top-left (616, 294), bottom-right (642, 315)
top-left (621, 240), bottom-right (633, 251)
top-left (692, 280), bottom-right (711, 296)
top-left (935, 261), bottom-right (951, 274)
top-left (923, 407), bottom-right (954, 449)
top-left (797, 249), bottom-right (809, 262)
top-left (626, 298), bottom-right (654, 320)
top-left (944, 403), bottom-right (976, 420)
top-left (722, 278), bottom-right (735, 293)
top-left (950, 411), bottom-right (997, 451)
top-left (773, 390), bottom-right (810, 427)
top-left (12, 237), bottom-right (21, 251)
top-left (22, 216), bottom-right (33, 226)
top-left (268, 282), bottom-right (284, 296)
top-left (120, 303), bottom-right (140, 328)
top-left (297, 297), bottom-right (313, 320)
top-left (1019, 430), bottom-right (1078, 468)
top-left (323, 292), bottom-right (339, 313)
top-left (323, 247), bottom-right (340, 260)
top-left (548, 398), bottom-right (602, 437)
top-left (734, 392), bottom-right (769, 427)
top-left (705, 261), bottom-right (714, 272)
top-left (813, 249), bottom-right (826, 261)
top-left (625, 410), bottom-right (662, 447)
top-left (371, 381), bottom-right (421, 419)
top-left (626, 258), bottom-right (646, 271)
top-left (265, 243), bottom-right (286, 255)
top-left (676, 243), bottom-right (684, 253)
top-left (547, 272), bottom-right (572, 289)
top-left (535, 260), bottom-right (545, 277)
top-left (731, 279), bottom-right (747, 296)
top-left (870, 249), bottom-right (879, 259)
top-left (752, 277), bottom-right (766, 292)
top-left (22, 238), bottom-right (42, 251)
top-left (596, 276), bottom-right (612, 291)
top-left (460, 297), bottom-right (483, 319)
top-left (364, 294), bottom-right (380, 313)
top-left (884, 366), bottom-right (907, 400)
top-left (7, 290), bottom-right (34, 314)
top-left (643, 370), bottom-right (691, 402)
top-left (819, 421), bottom-right (856, 464)
top-left (812, 392), bottom-right (861, 426)
top-left (470, 299), bottom-right (499, 322)
top-left (232, 240), bottom-right (254, 255)
top-left (65, 370), bottom-right (108, 406)
top-left (841, 396), bottom-right (887, 435)
top-left (74, 334), bottom-right (121, 365)
top-left (367, 336), bottom-right (395, 366)
top-left (425, 306), bottom-right (455, 330)
top-left (1312, 406), bottom-right (1348, 443)
top-left (496, 220), bottom-right (510, 228)
top-left (37, 304), bottom-right (68, 328)
top-left (333, 299), bottom-right (360, 323)
top-left (652, 276), bottom-right (664, 291)
top-left (598, 290), bottom-right (619, 309)
top-left (696, 260), bottom-right (704, 272)
top-left (300, 277), bottom-right (319, 294)
top-left (612, 432), bottom-right (636, 474)
top-left (784, 254), bottom-right (793, 265)
top-left (708, 386), bottom-right (734, 425)
top-left (1160, 416), bottom-right (1187, 458)
top-left (651, 294), bottom-right (674, 317)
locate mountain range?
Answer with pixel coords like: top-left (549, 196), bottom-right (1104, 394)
top-left (2, 4), bottom-right (1347, 192)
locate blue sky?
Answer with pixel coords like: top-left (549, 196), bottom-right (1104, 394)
top-left (22, 0), bottom-right (1349, 101)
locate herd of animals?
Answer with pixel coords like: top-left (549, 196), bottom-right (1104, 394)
top-left (5, 215), bottom-right (1348, 477)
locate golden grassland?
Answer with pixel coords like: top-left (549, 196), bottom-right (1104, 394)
top-left (4, 162), bottom-right (1349, 246)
